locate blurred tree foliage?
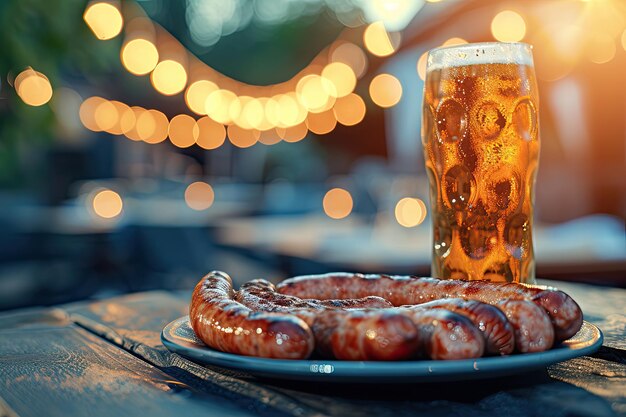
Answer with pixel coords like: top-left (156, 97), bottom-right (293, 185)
top-left (0, 0), bottom-right (117, 187)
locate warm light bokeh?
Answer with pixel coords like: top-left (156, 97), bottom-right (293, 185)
top-left (395, 198), bottom-right (427, 228)
top-left (121, 39), bottom-right (159, 76)
top-left (168, 114), bottom-right (198, 148)
top-left (363, 21), bottom-right (397, 57)
top-left (228, 125), bottom-right (259, 148)
top-left (333, 93), bottom-right (366, 126)
top-left (141, 110), bottom-right (169, 144)
top-left (151, 60), bottom-right (187, 95)
top-left (323, 188), bottom-right (353, 219)
top-left (15, 70), bottom-right (53, 107)
top-left (205, 89), bottom-right (237, 124)
top-left (442, 37), bottom-right (468, 47)
top-left (184, 181), bottom-right (215, 211)
top-left (296, 75), bottom-right (336, 112)
top-left (185, 80), bottom-right (218, 115)
top-left (417, 52), bottom-right (428, 81)
top-left (277, 123), bottom-right (308, 143)
top-left (83, 2), bottom-right (123, 40)
top-left (80, 97), bottom-right (106, 132)
top-left (322, 62), bottom-right (357, 98)
top-left (369, 73), bottom-right (402, 108)
top-left (92, 189), bottom-right (123, 219)
top-left (94, 99), bottom-right (118, 131)
top-left (491, 10), bottom-right (526, 42)
top-left (330, 42), bottom-right (368, 79)
top-left (306, 110), bottom-right (337, 135)
top-left (195, 116), bottom-right (226, 150)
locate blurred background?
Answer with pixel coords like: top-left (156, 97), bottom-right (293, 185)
top-left (0, 0), bottom-right (624, 310)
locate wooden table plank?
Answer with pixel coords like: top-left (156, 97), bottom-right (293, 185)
top-left (59, 281), bottom-right (625, 417)
top-left (0, 310), bottom-right (259, 417)
top-left (62, 291), bottom-right (326, 417)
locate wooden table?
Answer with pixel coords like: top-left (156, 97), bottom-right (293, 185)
top-left (1, 280), bottom-right (624, 417)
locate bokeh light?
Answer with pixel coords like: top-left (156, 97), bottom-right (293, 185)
top-left (79, 96), bottom-right (105, 132)
top-left (92, 189), bottom-right (123, 219)
top-left (83, 2), bottom-right (123, 40)
top-left (108, 101), bottom-right (134, 135)
top-left (442, 37), bottom-right (468, 47)
top-left (151, 60), bottom-right (187, 95)
top-left (491, 10), bottom-right (526, 42)
top-left (184, 181), bottom-right (215, 211)
top-left (275, 93), bottom-right (307, 127)
top-left (196, 116), bottom-right (226, 150)
top-left (258, 129), bottom-right (282, 145)
top-left (185, 80), bottom-right (218, 115)
top-left (228, 125), bottom-right (259, 148)
top-left (333, 93), bottom-right (366, 126)
top-left (417, 52), bottom-right (428, 81)
top-left (205, 89), bottom-right (237, 124)
top-left (330, 42), bottom-right (368, 79)
top-left (94, 99), bottom-right (118, 131)
top-left (363, 21), bottom-right (397, 57)
top-left (322, 62), bottom-right (357, 98)
top-left (323, 188), bottom-right (353, 220)
top-left (297, 75), bottom-right (336, 112)
top-left (123, 106), bottom-right (147, 141)
top-left (306, 110), bottom-right (337, 135)
top-left (168, 114), bottom-right (198, 148)
top-left (369, 73), bottom-right (402, 108)
top-left (276, 123), bottom-right (308, 143)
top-left (141, 110), bottom-right (169, 144)
top-left (121, 39), bottom-right (159, 76)
top-left (15, 69), bottom-right (53, 107)
top-left (395, 198), bottom-right (427, 228)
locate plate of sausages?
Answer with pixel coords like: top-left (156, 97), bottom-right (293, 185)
top-left (161, 271), bottom-right (602, 382)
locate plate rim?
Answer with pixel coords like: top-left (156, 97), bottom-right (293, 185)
top-left (161, 316), bottom-right (603, 382)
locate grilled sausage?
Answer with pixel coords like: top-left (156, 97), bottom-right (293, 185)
top-left (189, 271), bottom-right (314, 359)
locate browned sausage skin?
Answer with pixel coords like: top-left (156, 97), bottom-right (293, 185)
top-left (400, 309), bottom-right (485, 360)
top-left (404, 298), bottom-right (515, 355)
top-left (276, 274), bottom-right (582, 341)
top-left (497, 300), bottom-right (554, 353)
top-left (189, 271), bottom-right (314, 359)
top-left (235, 279), bottom-right (418, 360)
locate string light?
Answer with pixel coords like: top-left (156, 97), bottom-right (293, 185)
top-left (92, 189), bottom-right (123, 219)
top-left (142, 110), bottom-right (169, 143)
top-left (15, 69), bottom-right (53, 107)
top-left (395, 198), bottom-right (427, 227)
top-left (185, 80), bottom-right (218, 115)
top-left (79, 96), bottom-right (105, 131)
top-left (417, 52), bottom-right (428, 81)
top-left (369, 73), bottom-right (402, 108)
top-left (363, 21), bottom-right (397, 57)
top-left (196, 116), bottom-right (226, 150)
top-left (323, 188), bottom-right (353, 219)
top-left (321, 62), bottom-right (357, 97)
top-left (277, 123), bottom-right (308, 143)
top-left (333, 93), bottom-right (366, 126)
top-left (306, 110), bottom-right (337, 135)
top-left (151, 60), bottom-right (187, 95)
top-left (94, 99), bottom-right (118, 131)
top-left (330, 42), bottom-right (368, 78)
top-left (228, 125), bottom-right (259, 148)
top-left (168, 114), bottom-right (198, 148)
top-left (83, 2), bottom-right (123, 40)
top-left (184, 182), bottom-right (214, 211)
top-left (121, 38), bottom-right (159, 75)
top-left (491, 10), bottom-right (526, 42)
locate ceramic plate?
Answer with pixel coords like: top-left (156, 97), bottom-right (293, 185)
top-left (161, 316), bottom-right (602, 383)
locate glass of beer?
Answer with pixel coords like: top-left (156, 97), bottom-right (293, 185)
top-left (422, 42), bottom-right (539, 284)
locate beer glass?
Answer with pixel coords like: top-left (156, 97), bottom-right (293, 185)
top-left (422, 42), bottom-right (539, 284)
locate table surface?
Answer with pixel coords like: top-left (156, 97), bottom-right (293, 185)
top-left (1, 280), bottom-right (624, 417)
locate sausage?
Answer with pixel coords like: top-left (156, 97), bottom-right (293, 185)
top-left (311, 309), bottom-right (421, 361)
top-left (189, 271), bottom-right (314, 359)
top-left (401, 309), bottom-right (485, 360)
top-left (235, 279), bottom-right (415, 360)
top-left (404, 298), bottom-right (515, 355)
top-left (276, 273), bottom-right (582, 341)
top-left (235, 279), bottom-right (392, 320)
top-left (497, 299), bottom-right (554, 353)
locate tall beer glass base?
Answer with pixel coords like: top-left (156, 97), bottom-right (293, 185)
top-left (422, 42), bottom-right (540, 284)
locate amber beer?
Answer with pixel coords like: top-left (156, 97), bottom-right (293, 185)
top-left (422, 42), bottom-right (539, 283)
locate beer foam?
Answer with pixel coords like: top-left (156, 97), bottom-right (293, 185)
top-left (427, 42), bottom-right (534, 71)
